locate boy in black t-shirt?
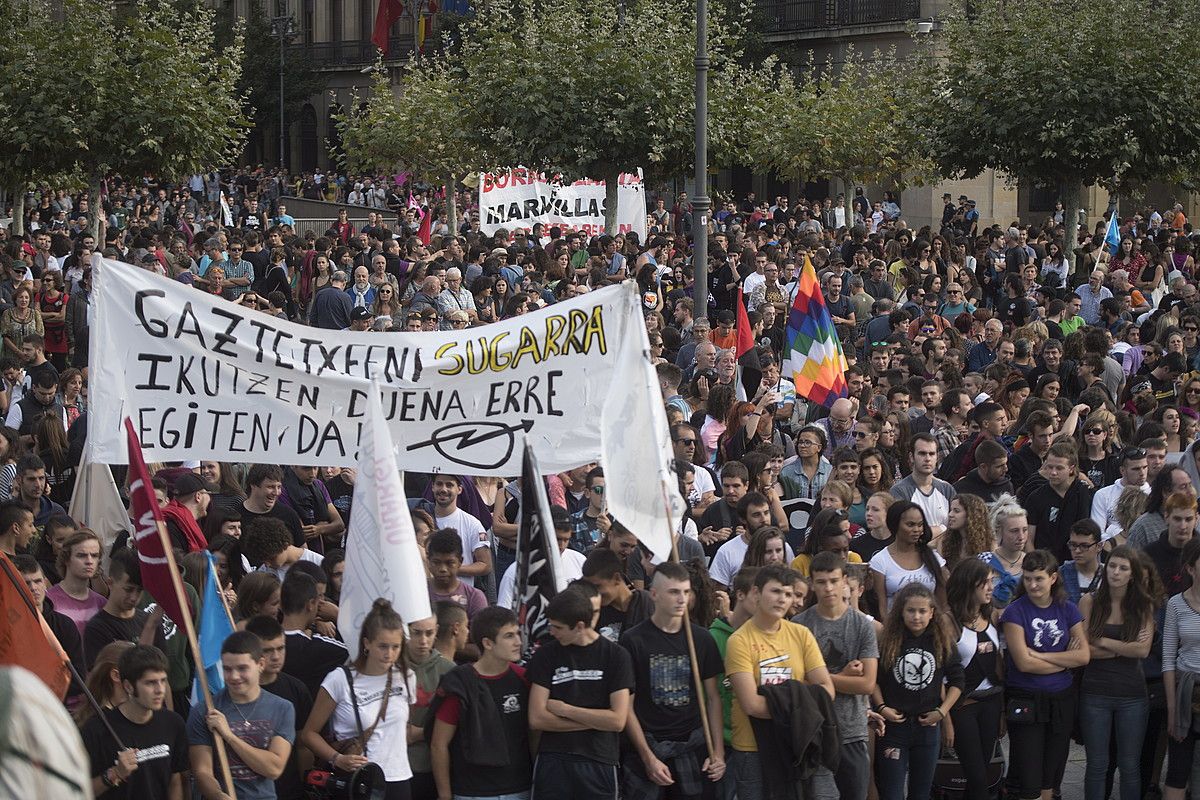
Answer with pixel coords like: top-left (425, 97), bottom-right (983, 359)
top-left (81, 645), bottom-right (189, 799)
top-left (583, 547), bottom-right (652, 643)
top-left (83, 550), bottom-right (165, 669)
top-left (528, 587), bottom-right (635, 800)
top-left (246, 614), bottom-right (313, 800)
top-left (620, 561), bottom-right (726, 800)
top-left (430, 606), bottom-right (532, 799)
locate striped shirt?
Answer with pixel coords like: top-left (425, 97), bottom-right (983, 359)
top-left (1163, 592), bottom-right (1200, 675)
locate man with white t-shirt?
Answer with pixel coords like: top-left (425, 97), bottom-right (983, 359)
top-left (497, 506), bottom-right (586, 610)
top-left (432, 474), bottom-right (493, 587)
top-left (709, 493), bottom-right (794, 589)
top-left (1090, 447), bottom-right (1150, 542)
top-left (889, 434), bottom-right (957, 535)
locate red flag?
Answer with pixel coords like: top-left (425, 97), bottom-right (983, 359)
top-left (124, 418), bottom-right (190, 627)
top-left (0, 553), bottom-right (70, 699)
top-left (735, 288), bottom-right (755, 359)
top-left (372, 0), bottom-right (404, 54)
top-left (417, 208), bottom-right (432, 245)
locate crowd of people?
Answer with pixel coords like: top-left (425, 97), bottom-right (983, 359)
top-left (7, 170), bottom-right (1200, 800)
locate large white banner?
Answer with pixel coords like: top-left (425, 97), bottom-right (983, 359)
top-left (89, 258), bottom-right (644, 475)
top-left (479, 168), bottom-right (648, 240)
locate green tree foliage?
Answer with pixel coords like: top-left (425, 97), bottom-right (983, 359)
top-left (0, 0), bottom-right (246, 238)
top-left (915, 0), bottom-right (1200, 223)
top-left (338, 63), bottom-right (484, 233)
top-left (339, 0), bottom-right (769, 231)
top-left (745, 47), bottom-right (933, 228)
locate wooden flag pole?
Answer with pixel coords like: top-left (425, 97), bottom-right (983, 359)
top-left (153, 520), bottom-right (238, 799)
top-left (660, 481), bottom-right (717, 763)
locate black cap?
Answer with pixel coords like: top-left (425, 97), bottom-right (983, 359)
top-left (716, 309), bottom-right (736, 325)
top-left (173, 473), bottom-right (217, 497)
top-left (351, 307), bottom-right (371, 321)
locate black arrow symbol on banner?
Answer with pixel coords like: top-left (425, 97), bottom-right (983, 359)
top-left (406, 419), bottom-right (535, 470)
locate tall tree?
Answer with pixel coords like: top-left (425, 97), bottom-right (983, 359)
top-left (0, 0), bottom-right (107, 234)
top-left (338, 64), bottom-right (486, 236)
top-left (915, 0), bottom-right (1200, 255)
top-left (340, 0), bottom-right (767, 232)
top-left (744, 47), bottom-right (933, 229)
top-left (70, 0), bottom-right (247, 240)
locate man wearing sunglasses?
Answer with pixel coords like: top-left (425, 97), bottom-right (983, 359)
top-left (568, 467), bottom-right (611, 554)
top-left (219, 241), bottom-right (253, 299)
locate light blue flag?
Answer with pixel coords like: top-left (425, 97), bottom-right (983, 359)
top-left (1104, 211), bottom-right (1121, 256)
top-left (193, 551), bottom-right (234, 702)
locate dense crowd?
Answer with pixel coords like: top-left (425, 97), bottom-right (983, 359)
top-left (6, 171), bottom-right (1200, 800)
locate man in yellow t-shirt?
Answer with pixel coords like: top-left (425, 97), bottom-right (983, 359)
top-left (725, 565), bottom-right (833, 800)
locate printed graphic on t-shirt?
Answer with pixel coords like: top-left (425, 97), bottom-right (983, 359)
top-left (649, 654), bottom-right (692, 708)
top-left (1031, 617), bottom-right (1064, 648)
top-left (230, 719), bottom-right (273, 781)
top-left (758, 654), bottom-right (794, 685)
top-left (502, 693), bottom-right (522, 714)
top-left (135, 744), bottom-right (173, 765)
top-left (893, 647), bottom-right (936, 691)
top-left (598, 623), bottom-right (623, 642)
top-left (551, 667), bottom-right (604, 685)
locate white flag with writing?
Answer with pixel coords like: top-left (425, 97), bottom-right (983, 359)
top-left (600, 290), bottom-right (684, 560)
top-left (338, 381), bottom-right (432, 661)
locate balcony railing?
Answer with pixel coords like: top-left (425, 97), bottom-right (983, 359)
top-left (759, 0), bottom-right (920, 32)
top-left (292, 35), bottom-right (419, 67)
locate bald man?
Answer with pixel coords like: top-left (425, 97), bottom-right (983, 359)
top-left (814, 397), bottom-right (856, 457)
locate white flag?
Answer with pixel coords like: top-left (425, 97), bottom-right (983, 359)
top-left (338, 381), bottom-right (432, 662)
top-left (69, 461), bottom-right (131, 568)
top-left (600, 290), bottom-right (685, 560)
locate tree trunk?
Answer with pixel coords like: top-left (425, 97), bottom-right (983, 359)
top-left (843, 176), bottom-right (855, 234)
top-left (604, 168), bottom-right (620, 235)
top-left (1061, 181), bottom-right (1081, 280)
top-left (11, 188), bottom-right (24, 237)
top-left (89, 178), bottom-right (103, 245)
top-left (445, 173), bottom-right (458, 238)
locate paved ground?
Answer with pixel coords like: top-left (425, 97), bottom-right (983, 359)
top-left (1060, 741), bottom-right (1087, 800)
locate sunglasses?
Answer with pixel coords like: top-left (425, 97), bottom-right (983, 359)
top-left (1084, 428), bottom-right (1104, 435)
top-left (591, 485), bottom-right (605, 494)
top-left (853, 431), bottom-right (872, 439)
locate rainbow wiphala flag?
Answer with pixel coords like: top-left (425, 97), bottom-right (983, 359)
top-left (781, 255), bottom-right (849, 408)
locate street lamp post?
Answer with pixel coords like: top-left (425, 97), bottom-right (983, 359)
top-left (692, 0), bottom-right (711, 322)
top-left (272, 14), bottom-right (295, 169)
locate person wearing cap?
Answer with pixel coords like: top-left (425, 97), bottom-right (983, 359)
top-left (347, 306), bottom-right (372, 332)
top-left (162, 473), bottom-right (213, 553)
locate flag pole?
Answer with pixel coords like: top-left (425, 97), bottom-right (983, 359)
top-left (659, 480), bottom-right (716, 764)
top-left (151, 519), bottom-right (238, 798)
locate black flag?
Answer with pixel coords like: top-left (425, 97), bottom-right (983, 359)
top-left (515, 441), bottom-right (565, 657)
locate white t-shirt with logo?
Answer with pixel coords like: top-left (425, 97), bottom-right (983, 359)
top-left (436, 508), bottom-right (489, 587)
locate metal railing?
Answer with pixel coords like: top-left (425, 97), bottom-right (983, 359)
top-left (758, 0), bottom-right (920, 31)
top-left (292, 35), bottom-right (418, 67)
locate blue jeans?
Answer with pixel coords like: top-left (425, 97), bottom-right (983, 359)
top-left (874, 718), bottom-right (940, 800)
top-left (1079, 693), bottom-right (1148, 800)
